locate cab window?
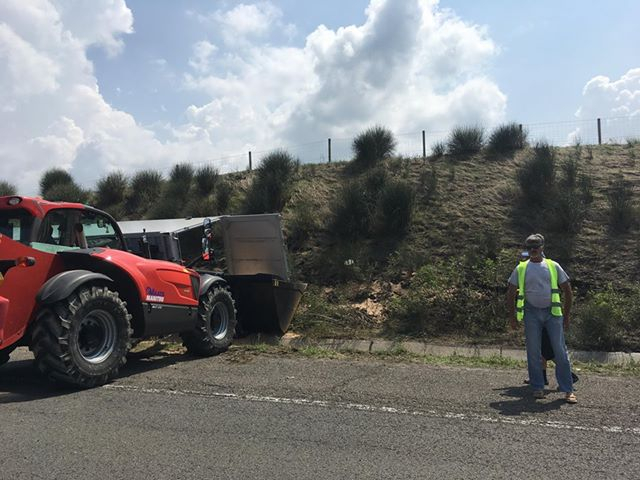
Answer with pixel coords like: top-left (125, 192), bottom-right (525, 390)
top-left (0, 209), bottom-right (35, 244)
top-left (80, 211), bottom-right (124, 250)
top-left (35, 209), bottom-right (124, 251)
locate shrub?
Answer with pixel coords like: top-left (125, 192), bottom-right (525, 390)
top-left (430, 141), bottom-right (446, 158)
top-left (386, 257), bottom-right (506, 337)
top-left (286, 198), bottom-right (321, 250)
top-left (244, 150), bottom-right (297, 214)
top-left (607, 175), bottom-right (635, 233)
top-left (375, 180), bottom-right (415, 237)
top-left (446, 126), bottom-right (484, 158)
top-left (194, 165), bottom-right (219, 196)
top-left (127, 170), bottom-right (163, 217)
top-left (549, 190), bottom-right (588, 234)
top-left (42, 181), bottom-right (89, 203)
top-left (559, 157), bottom-right (579, 189)
top-left (169, 163), bottom-right (194, 190)
top-left (95, 171), bottom-right (128, 209)
top-left (330, 166), bottom-right (390, 241)
top-left (215, 180), bottom-right (233, 214)
top-left (0, 180), bottom-right (17, 196)
top-left (332, 181), bottom-right (371, 239)
top-left (516, 141), bottom-right (556, 206)
top-left (361, 166), bottom-right (389, 204)
top-left (148, 163), bottom-right (194, 219)
top-left (573, 288), bottom-right (626, 351)
top-left (352, 125), bottom-right (397, 170)
top-left (39, 168), bottom-right (74, 196)
top-left (185, 196), bottom-right (217, 218)
top-left (487, 123), bottom-right (527, 154)
top-left (578, 173), bottom-right (594, 205)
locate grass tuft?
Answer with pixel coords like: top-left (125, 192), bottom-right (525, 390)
top-left (487, 123), bottom-right (527, 155)
top-left (447, 126), bottom-right (484, 158)
top-left (352, 125), bottom-right (397, 170)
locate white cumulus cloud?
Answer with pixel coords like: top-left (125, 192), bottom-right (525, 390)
top-left (1, 0), bottom-right (508, 195)
top-left (184, 0), bottom-right (506, 159)
top-left (576, 68), bottom-right (640, 119)
top-left (572, 68), bottom-right (640, 143)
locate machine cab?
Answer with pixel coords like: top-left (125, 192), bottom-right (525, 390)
top-left (32, 207), bottom-right (125, 253)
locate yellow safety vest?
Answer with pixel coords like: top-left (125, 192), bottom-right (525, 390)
top-left (516, 258), bottom-right (563, 321)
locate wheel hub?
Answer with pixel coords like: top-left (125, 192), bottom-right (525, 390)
top-left (210, 302), bottom-right (229, 340)
top-left (78, 309), bottom-right (117, 363)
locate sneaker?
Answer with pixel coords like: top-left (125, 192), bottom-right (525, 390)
top-left (533, 390), bottom-right (545, 399)
top-left (565, 392), bottom-right (577, 404)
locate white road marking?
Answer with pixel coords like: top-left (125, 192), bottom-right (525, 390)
top-left (104, 384), bottom-right (640, 436)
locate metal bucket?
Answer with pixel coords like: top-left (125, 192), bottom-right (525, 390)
top-left (226, 274), bottom-right (307, 335)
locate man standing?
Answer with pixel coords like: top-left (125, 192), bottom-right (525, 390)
top-left (506, 234), bottom-right (577, 404)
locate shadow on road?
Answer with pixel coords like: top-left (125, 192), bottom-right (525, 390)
top-left (489, 385), bottom-right (565, 416)
top-left (0, 345), bottom-right (190, 404)
top-left (0, 359), bottom-right (75, 404)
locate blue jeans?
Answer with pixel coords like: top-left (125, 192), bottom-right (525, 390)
top-left (523, 305), bottom-right (574, 393)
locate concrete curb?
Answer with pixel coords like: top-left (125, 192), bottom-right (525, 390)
top-left (236, 334), bottom-right (640, 366)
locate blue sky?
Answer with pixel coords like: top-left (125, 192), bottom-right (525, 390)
top-left (1, 0), bottom-right (639, 194)
top-left (92, 0), bottom-right (640, 126)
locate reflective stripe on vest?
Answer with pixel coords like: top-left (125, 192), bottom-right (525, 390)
top-left (516, 258), bottom-right (563, 321)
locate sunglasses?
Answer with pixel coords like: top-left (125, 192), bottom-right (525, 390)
top-left (526, 245), bottom-right (542, 250)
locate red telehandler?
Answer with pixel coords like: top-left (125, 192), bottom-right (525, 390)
top-left (0, 196), bottom-right (237, 387)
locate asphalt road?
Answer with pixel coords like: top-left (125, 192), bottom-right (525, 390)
top-left (1, 346), bottom-right (639, 480)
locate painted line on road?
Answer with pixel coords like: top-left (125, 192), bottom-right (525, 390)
top-left (104, 384), bottom-right (640, 436)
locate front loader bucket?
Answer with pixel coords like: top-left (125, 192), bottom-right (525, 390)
top-left (226, 274), bottom-right (307, 335)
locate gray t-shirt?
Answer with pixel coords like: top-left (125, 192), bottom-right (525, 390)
top-left (508, 260), bottom-right (569, 308)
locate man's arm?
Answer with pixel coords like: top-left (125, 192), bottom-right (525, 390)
top-left (506, 283), bottom-right (518, 330)
top-left (559, 281), bottom-right (573, 329)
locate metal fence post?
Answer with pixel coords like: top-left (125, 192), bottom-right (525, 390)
top-left (422, 130), bottom-right (426, 160)
top-left (328, 138), bottom-right (332, 163)
top-left (249, 151), bottom-right (252, 171)
top-left (597, 118), bottom-right (602, 145)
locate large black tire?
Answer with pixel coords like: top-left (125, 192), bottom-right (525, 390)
top-left (181, 286), bottom-right (237, 356)
top-left (31, 285), bottom-right (132, 388)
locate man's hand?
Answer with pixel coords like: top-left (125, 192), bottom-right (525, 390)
top-left (506, 283), bottom-right (518, 330)
top-left (564, 313), bottom-right (571, 329)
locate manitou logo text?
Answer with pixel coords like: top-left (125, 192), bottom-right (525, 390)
top-left (145, 287), bottom-right (165, 302)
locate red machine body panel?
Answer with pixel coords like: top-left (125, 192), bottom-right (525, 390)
top-left (0, 235), bottom-right (63, 348)
top-left (87, 247), bottom-right (199, 306)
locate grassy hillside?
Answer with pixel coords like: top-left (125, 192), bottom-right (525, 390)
top-left (277, 143), bottom-right (640, 351)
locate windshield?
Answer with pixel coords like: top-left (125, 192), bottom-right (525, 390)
top-left (34, 208), bottom-right (124, 251)
top-left (0, 208), bottom-right (35, 245)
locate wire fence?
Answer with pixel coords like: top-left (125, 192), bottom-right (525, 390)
top-left (163, 115), bottom-right (640, 175)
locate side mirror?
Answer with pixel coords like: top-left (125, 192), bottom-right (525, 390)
top-left (0, 256), bottom-right (35, 278)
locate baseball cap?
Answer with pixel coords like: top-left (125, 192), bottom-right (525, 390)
top-left (524, 233), bottom-right (544, 248)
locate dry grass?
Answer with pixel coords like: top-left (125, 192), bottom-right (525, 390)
top-left (279, 145), bottom-right (640, 343)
